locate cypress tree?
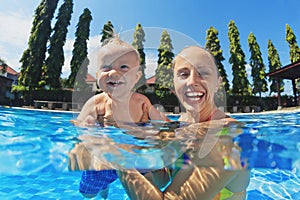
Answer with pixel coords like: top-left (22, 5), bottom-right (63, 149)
top-left (228, 20), bottom-right (251, 101)
top-left (285, 24), bottom-right (300, 101)
top-left (267, 40), bottom-right (284, 95)
top-left (0, 58), bottom-right (7, 74)
top-left (0, 58), bottom-right (6, 65)
top-left (155, 30), bottom-right (174, 97)
top-left (285, 24), bottom-right (300, 63)
top-left (93, 21), bottom-right (114, 94)
top-left (67, 8), bottom-right (92, 90)
top-left (100, 21), bottom-right (114, 46)
top-left (205, 26), bottom-right (230, 92)
top-left (248, 32), bottom-right (268, 97)
top-left (132, 23), bottom-right (146, 90)
top-left (43, 0), bottom-right (73, 89)
top-left (18, 49), bottom-right (31, 90)
top-left (18, 0), bottom-right (59, 90)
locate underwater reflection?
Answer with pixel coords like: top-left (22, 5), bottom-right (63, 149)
top-left (68, 120), bottom-right (248, 172)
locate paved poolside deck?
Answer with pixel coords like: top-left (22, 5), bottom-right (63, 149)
top-left (165, 106), bottom-right (300, 117)
top-left (1, 104), bottom-right (299, 116)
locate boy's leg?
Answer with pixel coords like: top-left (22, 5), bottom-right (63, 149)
top-left (99, 187), bottom-right (109, 199)
top-left (79, 170), bottom-right (118, 198)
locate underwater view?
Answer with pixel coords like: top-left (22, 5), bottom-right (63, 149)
top-left (0, 106), bottom-right (299, 199)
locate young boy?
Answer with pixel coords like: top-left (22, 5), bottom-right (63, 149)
top-left (75, 37), bottom-right (168, 127)
top-left (74, 37), bottom-right (170, 198)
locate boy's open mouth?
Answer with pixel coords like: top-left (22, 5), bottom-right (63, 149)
top-left (106, 80), bottom-right (125, 87)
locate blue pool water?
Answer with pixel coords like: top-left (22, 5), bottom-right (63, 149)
top-left (0, 106), bottom-right (299, 199)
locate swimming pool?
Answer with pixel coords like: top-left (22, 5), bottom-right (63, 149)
top-left (0, 106), bottom-right (299, 199)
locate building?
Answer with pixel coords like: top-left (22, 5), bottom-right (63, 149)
top-left (266, 60), bottom-right (300, 107)
top-left (0, 65), bottom-right (19, 105)
top-left (144, 75), bottom-right (156, 93)
top-left (85, 73), bottom-right (97, 92)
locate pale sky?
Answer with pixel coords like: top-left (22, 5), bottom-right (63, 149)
top-left (1, 0), bottom-right (300, 95)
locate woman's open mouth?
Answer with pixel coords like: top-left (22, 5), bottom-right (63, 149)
top-left (185, 91), bottom-right (204, 102)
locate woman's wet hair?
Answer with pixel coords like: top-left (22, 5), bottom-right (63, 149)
top-left (172, 46), bottom-right (220, 77)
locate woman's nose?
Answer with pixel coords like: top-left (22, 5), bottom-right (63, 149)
top-left (187, 71), bottom-right (201, 86)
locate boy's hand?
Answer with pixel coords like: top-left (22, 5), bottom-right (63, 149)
top-left (68, 143), bottom-right (92, 171)
top-left (70, 115), bottom-right (96, 127)
top-left (139, 102), bottom-right (149, 122)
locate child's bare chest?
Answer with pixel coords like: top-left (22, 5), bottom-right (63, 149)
top-left (101, 100), bottom-right (145, 123)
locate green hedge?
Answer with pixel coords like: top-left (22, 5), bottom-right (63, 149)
top-left (226, 95), bottom-right (294, 111)
top-left (14, 89), bottom-right (73, 106)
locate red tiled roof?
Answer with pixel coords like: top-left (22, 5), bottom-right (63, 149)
top-left (0, 65), bottom-right (18, 76)
top-left (146, 75), bottom-right (156, 84)
top-left (86, 73), bottom-right (96, 82)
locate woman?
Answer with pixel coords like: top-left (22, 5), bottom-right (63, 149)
top-left (117, 46), bottom-right (250, 200)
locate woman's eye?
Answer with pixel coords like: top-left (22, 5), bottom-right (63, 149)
top-left (178, 71), bottom-right (189, 78)
top-left (120, 65), bottom-right (129, 70)
top-left (198, 71), bottom-right (210, 77)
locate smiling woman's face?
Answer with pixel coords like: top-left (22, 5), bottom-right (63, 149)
top-left (173, 46), bottom-right (220, 112)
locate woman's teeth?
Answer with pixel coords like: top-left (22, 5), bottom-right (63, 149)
top-left (186, 92), bottom-right (204, 100)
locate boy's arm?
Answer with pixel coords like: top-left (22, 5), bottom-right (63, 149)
top-left (71, 95), bottom-right (99, 126)
top-left (149, 105), bottom-right (171, 122)
top-left (136, 94), bottom-right (170, 122)
top-left (144, 98), bottom-right (170, 122)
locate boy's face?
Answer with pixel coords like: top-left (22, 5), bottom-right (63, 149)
top-left (97, 47), bottom-right (141, 98)
top-left (173, 47), bottom-right (220, 112)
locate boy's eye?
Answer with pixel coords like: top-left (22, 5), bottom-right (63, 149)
top-left (101, 65), bottom-right (112, 71)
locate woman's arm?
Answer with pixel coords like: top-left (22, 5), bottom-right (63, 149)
top-left (117, 169), bottom-right (163, 200)
top-left (117, 166), bottom-right (242, 200)
top-left (117, 124), bottom-right (250, 200)
top-left (165, 166), bottom-right (240, 200)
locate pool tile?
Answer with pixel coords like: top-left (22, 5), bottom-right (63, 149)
top-left (264, 172), bottom-right (291, 183)
top-left (290, 191), bottom-right (300, 199)
top-left (11, 197), bottom-right (26, 200)
top-left (247, 190), bottom-right (273, 200)
top-left (1, 109), bottom-right (300, 200)
top-left (30, 195), bottom-right (56, 200)
top-left (0, 187), bottom-right (15, 193)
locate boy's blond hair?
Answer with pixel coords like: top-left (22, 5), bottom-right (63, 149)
top-left (98, 36), bottom-right (140, 68)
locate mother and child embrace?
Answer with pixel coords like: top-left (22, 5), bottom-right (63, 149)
top-left (70, 36), bottom-right (250, 199)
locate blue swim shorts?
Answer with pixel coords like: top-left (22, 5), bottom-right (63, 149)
top-left (79, 170), bottom-right (118, 194)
